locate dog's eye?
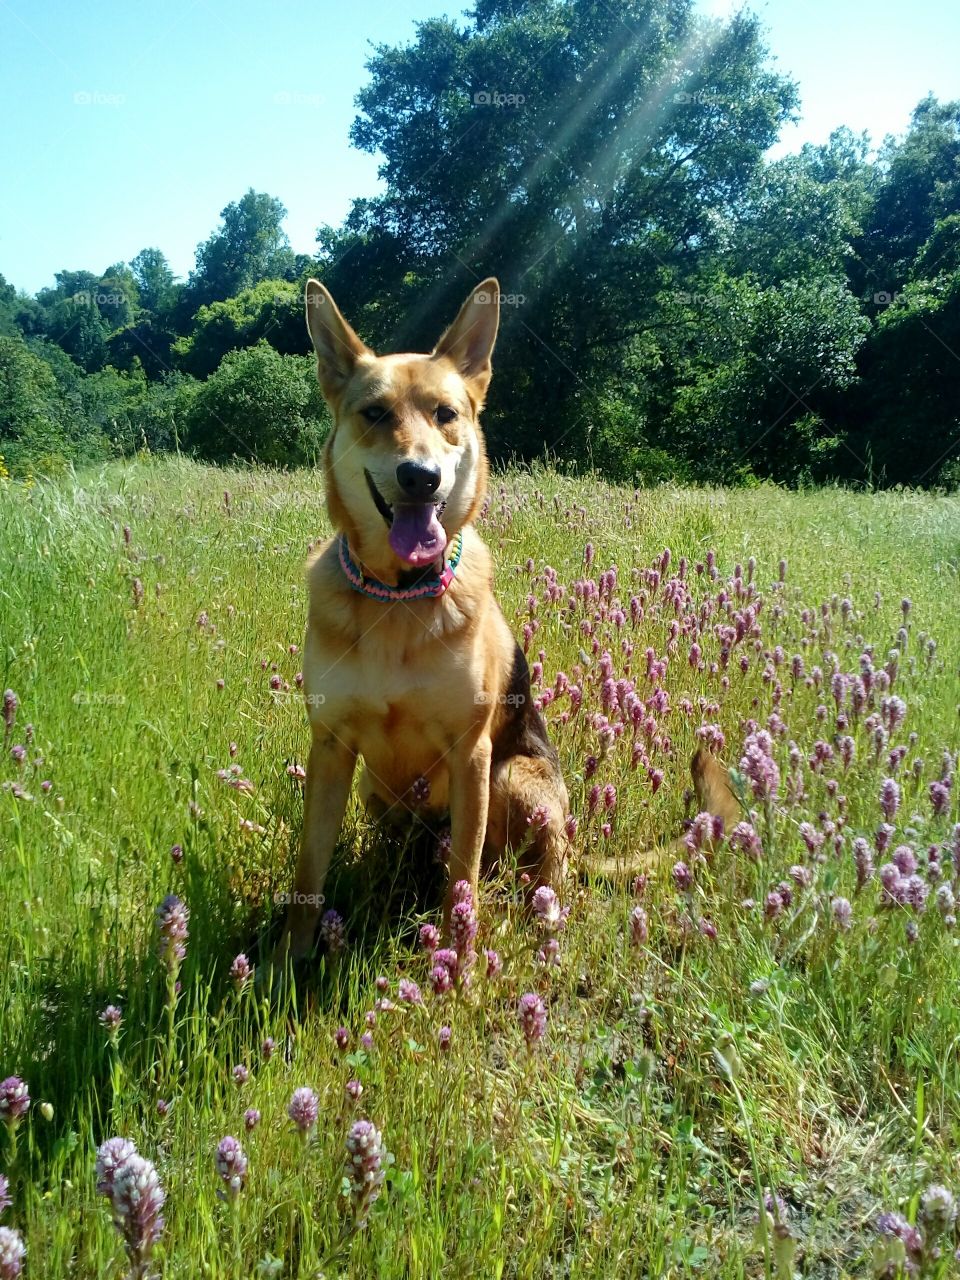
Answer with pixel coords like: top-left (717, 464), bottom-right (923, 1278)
top-left (436, 405), bottom-right (458, 424)
top-left (360, 405), bottom-right (390, 425)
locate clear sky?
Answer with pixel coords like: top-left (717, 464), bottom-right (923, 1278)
top-left (1, 0), bottom-right (957, 294)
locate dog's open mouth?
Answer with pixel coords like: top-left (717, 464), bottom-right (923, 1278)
top-left (364, 470), bottom-right (448, 568)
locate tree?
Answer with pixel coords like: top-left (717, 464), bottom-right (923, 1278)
top-left (667, 274), bottom-right (869, 482)
top-left (97, 263), bottom-right (140, 331)
top-left (182, 190), bottom-right (296, 317)
top-left (0, 335), bottom-right (103, 473)
top-left (130, 248), bottom-right (178, 315)
top-left (330, 0), bottom-right (797, 463)
top-left (728, 130), bottom-right (874, 284)
top-left (43, 293), bottom-right (109, 372)
top-left (857, 97), bottom-right (960, 301)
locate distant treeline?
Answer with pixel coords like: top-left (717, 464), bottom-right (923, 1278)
top-left (2, 0), bottom-right (958, 486)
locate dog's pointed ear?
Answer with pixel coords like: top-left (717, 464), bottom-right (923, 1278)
top-left (304, 279), bottom-right (370, 399)
top-left (433, 278), bottom-right (500, 400)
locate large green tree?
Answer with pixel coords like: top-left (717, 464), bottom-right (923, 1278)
top-left (325, 0), bottom-right (797, 465)
top-left (182, 190), bottom-right (296, 319)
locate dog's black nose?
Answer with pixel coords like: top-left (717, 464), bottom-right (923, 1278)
top-left (396, 460), bottom-right (441, 501)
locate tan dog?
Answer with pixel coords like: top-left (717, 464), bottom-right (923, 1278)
top-left (275, 278), bottom-right (570, 962)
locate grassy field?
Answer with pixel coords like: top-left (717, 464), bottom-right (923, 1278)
top-left (1, 457), bottom-right (959, 1278)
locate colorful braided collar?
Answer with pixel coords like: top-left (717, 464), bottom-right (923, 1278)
top-left (338, 531), bottom-right (464, 602)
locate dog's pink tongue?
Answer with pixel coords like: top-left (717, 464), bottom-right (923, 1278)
top-left (389, 504), bottom-right (446, 567)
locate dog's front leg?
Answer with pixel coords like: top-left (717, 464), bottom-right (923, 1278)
top-left (275, 731), bottom-right (356, 965)
top-left (444, 733), bottom-right (492, 936)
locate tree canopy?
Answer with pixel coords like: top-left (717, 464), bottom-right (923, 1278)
top-left (2, 1), bottom-right (958, 485)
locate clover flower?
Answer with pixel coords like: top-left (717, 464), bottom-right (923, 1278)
top-left (518, 992), bottom-right (547, 1049)
top-left (215, 1136), bottom-right (247, 1199)
top-left (287, 1087), bottom-right (319, 1138)
top-left (345, 1120), bottom-right (389, 1225)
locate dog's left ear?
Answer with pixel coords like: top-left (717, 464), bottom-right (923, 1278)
top-left (433, 278), bottom-right (500, 401)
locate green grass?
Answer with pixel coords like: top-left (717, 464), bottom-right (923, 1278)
top-left (1, 457), bottom-right (959, 1277)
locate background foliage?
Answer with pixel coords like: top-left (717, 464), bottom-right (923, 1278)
top-left (1, 0), bottom-right (958, 485)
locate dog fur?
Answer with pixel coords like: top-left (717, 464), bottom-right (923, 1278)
top-left (275, 277), bottom-right (570, 962)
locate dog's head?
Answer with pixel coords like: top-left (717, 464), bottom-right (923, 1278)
top-left (305, 277), bottom-right (499, 579)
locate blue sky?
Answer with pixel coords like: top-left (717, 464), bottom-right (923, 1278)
top-left (1, 0), bottom-right (957, 294)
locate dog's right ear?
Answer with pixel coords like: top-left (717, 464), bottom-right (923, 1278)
top-left (304, 279), bottom-right (370, 398)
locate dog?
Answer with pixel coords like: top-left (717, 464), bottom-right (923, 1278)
top-left (274, 277), bottom-right (571, 963)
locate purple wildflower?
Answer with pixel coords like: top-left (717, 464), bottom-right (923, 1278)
top-left (410, 775), bottom-right (431, 806)
top-left (629, 906), bottom-right (649, 946)
top-left (532, 886), bottom-right (567, 931)
top-left (2, 691), bottom-right (18, 738)
top-left (879, 778), bottom-right (900, 822)
top-left (484, 949), bottom-right (502, 978)
top-left (831, 897), bottom-right (853, 930)
top-left (764, 892), bottom-right (784, 921)
top-left (518, 992), bottom-right (547, 1049)
top-left (892, 845), bottom-right (917, 876)
top-left (0, 1174), bottom-right (8, 1216)
top-left (729, 822), bottom-right (763, 861)
top-left (930, 781), bottom-right (951, 817)
top-left (419, 923), bottom-right (440, 953)
top-left (244, 1108), bottom-right (261, 1132)
top-left (739, 731), bottom-right (780, 802)
top-left (920, 1183), bottom-right (957, 1233)
top-left (104, 1151), bottom-right (166, 1273)
top-left (438, 1026), bottom-right (452, 1053)
top-left (450, 899), bottom-right (478, 961)
top-left (345, 1079), bottom-right (363, 1103)
top-left (232, 1064), bottom-right (249, 1087)
top-left (229, 953), bottom-right (252, 990)
top-left (0, 1078), bottom-right (29, 1130)
top-left (398, 978), bottom-right (423, 1006)
top-left (0, 1227), bottom-right (25, 1279)
top-left (430, 964), bottom-right (453, 996)
top-left (345, 1120), bottom-right (389, 1225)
top-left (319, 909), bottom-right (347, 953)
top-left (215, 1136), bottom-right (247, 1198)
top-left (95, 1137), bottom-right (137, 1197)
top-left (99, 1005), bottom-right (123, 1042)
top-left (287, 1087), bottom-right (319, 1138)
top-left (155, 894), bottom-right (189, 968)
top-left (853, 838), bottom-right (874, 889)
top-left (672, 861), bottom-right (693, 892)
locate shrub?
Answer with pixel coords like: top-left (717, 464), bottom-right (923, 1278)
top-left (0, 335), bottom-right (106, 475)
top-left (185, 341), bottom-right (329, 466)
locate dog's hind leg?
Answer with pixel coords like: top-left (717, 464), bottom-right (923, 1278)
top-left (486, 754), bottom-right (570, 891)
top-left (274, 732), bottom-right (356, 965)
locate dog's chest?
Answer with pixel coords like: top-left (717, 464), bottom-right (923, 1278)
top-left (302, 602), bottom-right (481, 757)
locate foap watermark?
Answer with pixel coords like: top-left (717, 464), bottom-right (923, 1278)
top-left (673, 89), bottom-right (730, 107)
top-left (73, 90), bottom-right (126, 108)
top-left (670, 290), bottom-right (726, 308)
top-left (270, 688), bottom-right (327, 708)
top-left (273, 90), bottom-right (325, 108)
top-left (473, 89), bottom-right (525, 108)
top-left (72, 690), bottom-right (127, 707)
top-left (475, 690), bottom-right (526, 707)
top-left (72, 290), bottom-right (126, 308)
top-left (273, 890), bottom-right (326, 908)
top-left (475, 289), bottom-right (525, 308)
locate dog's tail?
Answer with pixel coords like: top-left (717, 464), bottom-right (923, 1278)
top-left (586, 748), bottom-right (741, 880)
